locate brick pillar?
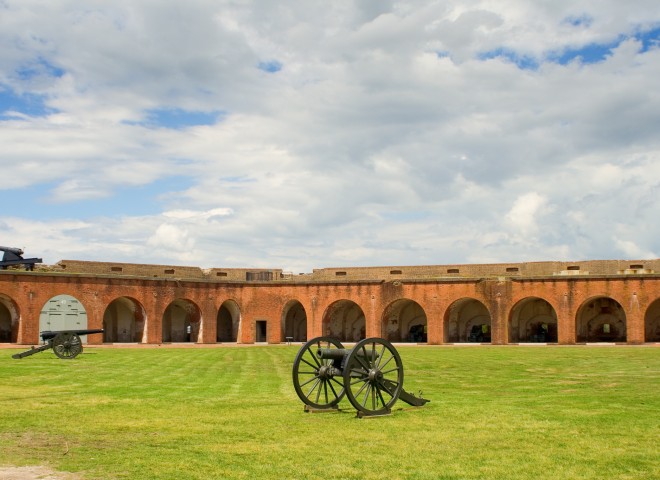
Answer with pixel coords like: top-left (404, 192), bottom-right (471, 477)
top-left (557, 292), bottom-right (576, 344)
top-left (144, 303), bottom-right (162, 344)
top-left (199, 304), bottom-right (217, 344)
top-left (426, 299), bottom-right (443, 345)
top-left (489, 280), bottom-right (511, 345)
top-left (626, 292), bottom-right (644, 344)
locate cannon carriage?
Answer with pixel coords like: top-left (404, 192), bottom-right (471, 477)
top-left (292, 336), bottom-right (429, 417)
top-left (12, 329), bottom-right (104, 360)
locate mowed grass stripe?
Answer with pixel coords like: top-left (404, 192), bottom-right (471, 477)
top-left (0, 346), bottom-right (658, 480)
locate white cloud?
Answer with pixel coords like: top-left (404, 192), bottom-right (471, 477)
top-left (505, 192), bottom-right (550, 236)
top-left (1, 1), bottom-right (659, 272)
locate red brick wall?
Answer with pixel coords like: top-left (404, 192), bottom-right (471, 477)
top-left (2, 264), bottom-right (659, 345)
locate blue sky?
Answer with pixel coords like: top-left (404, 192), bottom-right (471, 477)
top-left (1, 1), bottom-right (659, 271)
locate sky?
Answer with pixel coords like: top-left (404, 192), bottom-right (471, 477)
top-left (1, 1), bottom-right (659, 273)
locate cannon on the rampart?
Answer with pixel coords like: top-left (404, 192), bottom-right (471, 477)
top-left (12, 329), bottom-right (104, 360)
top-left (292, 336), bottom-right (429, 417)
top-left (0, 246), bottom-right (42, 271)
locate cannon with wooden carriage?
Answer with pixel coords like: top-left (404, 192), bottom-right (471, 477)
top-left (0, 246), bottom-right (42, 271)
top-left (12, 329), bottom-right (104, 360)
top-left (292, 336), bottom-right (429, 417)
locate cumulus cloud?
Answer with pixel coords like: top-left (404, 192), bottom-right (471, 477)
top-left (1, 1), bottom-right (659, 272)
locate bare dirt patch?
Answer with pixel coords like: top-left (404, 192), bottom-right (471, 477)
top-left (0, 466), bottom-right (82, 479)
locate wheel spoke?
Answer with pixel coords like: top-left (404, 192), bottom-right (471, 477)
top-left (327, 379), bottom-right (340, 399)
top-left (355, 353), bottom-right (371, 372)
top-left (300, 357), bottom-right (319, 371)
top-left (378, 379), bottom-right (398, 396)
top-left (299, 375), bottom-right (320, 388)
top-left (379, 354), bottom-right (394, 371)
top-left (375, 344), bottom-right (386, 368)
top-left (329, 376), bottom-right (344, 387)
top-left (309, 346), bottom-right (322, 367)
top-left (306, 378), bottom-right (321, 398)
top-left (315, 380), bottom-right (323, 403)
top-left (376, 384), bottom-right (387, 406)
top-left (353, 378), bottom-right (369, 399)
top-left (361, 384), bottom-right (372, 407)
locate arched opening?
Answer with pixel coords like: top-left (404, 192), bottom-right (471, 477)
top-left (103, 297), bottom-right (146, 343)
top-left (382, 299), bottom-right (427, 342)
top-left (0, 295), bottom-right (19, 343)
top-left (644, 298), bottom-right (660, 342)
top-left (163, 299), bottom-right (201, 343)
top-left (322, 300), bottom-right (366, 342)
top-left (40, 295), bottom-right (89, 341)
top-left (217, 300), bottom-right (241, 342)
top-left (576, 297), bottom-right (626, 343)
top-left (282, 300), bottom-right (307, 342)
top-left (509, 297), bottom-right (558, 343)
top-left (444, 298), bottom-right (491, 343)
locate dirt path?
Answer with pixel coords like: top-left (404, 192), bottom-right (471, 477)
top-left (0, 466), bottom-right (82, 479)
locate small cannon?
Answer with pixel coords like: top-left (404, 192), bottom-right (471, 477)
top-left (292, 336), bottom-right (429, 417)
top-left (12, 329), bottom-right (104, 360)
top-left (0, 246), bottom-right (42, 271)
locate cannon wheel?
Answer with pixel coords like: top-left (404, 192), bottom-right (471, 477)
top-left (292, 336), bottom-right (346, 409)
top-left (343, 337), bottom-right (404, 416)
top-left (52, 332), bottom-right (83, 359)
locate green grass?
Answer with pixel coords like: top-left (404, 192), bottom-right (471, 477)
top-left (0, 345), bottom-right (658, 479)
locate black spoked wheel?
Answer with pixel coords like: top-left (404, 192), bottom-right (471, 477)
top-left (52, 332), bottom-right (83, 359)
top-left (292, 336), bottom-right (346, 409)
top-left (343, 337), bottom-right (404, 416)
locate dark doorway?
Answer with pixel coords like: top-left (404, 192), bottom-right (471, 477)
top-left (256, 320), bottom-right (267, 343)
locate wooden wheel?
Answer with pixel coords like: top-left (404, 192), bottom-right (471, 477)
top-left (292, 336), bottom-right (346, 409)
top-left (343, 337), bottom-right (404, 416)
top-left (52, 332), bottom-right (83, 359)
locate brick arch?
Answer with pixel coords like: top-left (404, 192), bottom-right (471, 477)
top-left (322, 299), bottom-right (365, 342)
top-left (0, 294), bottom-right (19, 343)
top-left (163, 299), bottom-right (201, 343)
top-left (217, 299), bottom-right (241, 343)
top-left (576, 296), bottom-right (626, 343)
top-left (282, 299), bottom-right (307, 342)
top-left (644, 298), bottom-right (660, 342)
top-left (509, 297), bottom-right (558, 343)
top-left (102, 297), bottom-right (146, 343)
top-left (381, 298), bottom-right (427, 343)
top-left (444, 298), bottom-right (492, 343)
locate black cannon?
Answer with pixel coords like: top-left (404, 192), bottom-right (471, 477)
top-left (12, 329), bottom-right (104, 360)
top-left (292, 337), bottom-right (429, 417)
top-left (0, 246), bottom-right (42, 271)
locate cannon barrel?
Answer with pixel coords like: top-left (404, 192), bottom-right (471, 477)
top-left (40, 329), bottom-right (104, 341)
top-left (317, 347), bottom-right (378, 361)
top-left (0, 246), bottom-right (24, 255)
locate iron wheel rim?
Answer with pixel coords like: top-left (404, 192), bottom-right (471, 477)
top-left (292, 336), bottom-right (346, 409)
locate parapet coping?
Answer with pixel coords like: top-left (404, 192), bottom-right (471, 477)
top-left (2, 269), bottom-right (660, 285)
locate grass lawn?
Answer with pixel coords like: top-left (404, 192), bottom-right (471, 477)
top-left (0, 345), bottom-right (658, 479)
